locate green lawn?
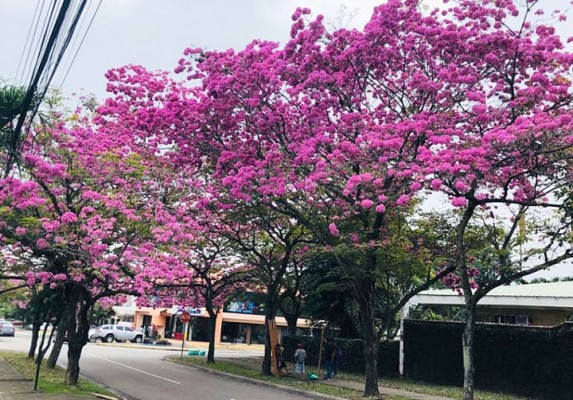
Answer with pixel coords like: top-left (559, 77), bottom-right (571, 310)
top-left (170, 356), bottom-right (532, 400)
top-left (0, 350), bottom-right (117, 397)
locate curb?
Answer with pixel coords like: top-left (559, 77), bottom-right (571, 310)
top-left (166, 357), bottom-right (348, 400)
top-left (91, 393), bottom-right (124, 400)
top-left (94, 342), bottom-right (190, 352)
top-left (94, 341), bottom-right (263, 353)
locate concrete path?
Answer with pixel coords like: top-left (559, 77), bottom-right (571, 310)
top-left (325, 377), bottom-right (454, 400)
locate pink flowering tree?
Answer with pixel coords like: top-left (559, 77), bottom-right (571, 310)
top-left (417, 2), bottom-right (573, 398)
top-left (158, 3), bottom-right (465, 394)
top-left (139, 207), bottom-right (252, 363)
top-left (220, 204), bottom-right (312, 375)
top-left (98, 5), bottom-right (454, 395)
top-left (95, 1), bottom-right (573, 397)
top-left (98, 65), bottom-right (316, 375)
top-left (0, 114), bottom-right (166, 385)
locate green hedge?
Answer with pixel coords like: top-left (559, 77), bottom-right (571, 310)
top-left (283, 335), bottom-right (399, 377)
top-left (404, 320), bottom-right (573, 400)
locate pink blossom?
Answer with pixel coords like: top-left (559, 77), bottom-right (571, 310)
top-left (61, 212), bottom-right (78, 224)
top-left (410, 182), bottom-right (422, 191)
top-left (328, 223), bottom-right (339, 236)
top-left (451, 197), bottom-right (468, 207)
top-left (431, 179), bottom-right (442, 190)
top-left (396, 195), bottom-right (410, 207)
top-left (53, 273), bottom-right (67, 281)
top-left (360, 199), bottom-right (374, 208)
top-left (42, 220), bottom-right (60, 232)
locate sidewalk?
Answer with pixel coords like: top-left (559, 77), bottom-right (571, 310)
top-left (0, 356), bottom-right (106, 400)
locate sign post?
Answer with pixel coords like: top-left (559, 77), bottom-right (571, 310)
top-left (180, 311), bottom-right (191, 360)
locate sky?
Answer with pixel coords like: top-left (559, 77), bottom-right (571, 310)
top-left (1, 0), bottom-right (572, 280)
top-left (0, 0), bottom-right (387, 101)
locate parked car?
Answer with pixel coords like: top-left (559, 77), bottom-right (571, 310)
top-left (93, 325), bottom-right (143, 343)
top-left (0, 321), bottom-right (15, 337)
top-left (26, 322), bottom-right (53, 331)
top-left (54, 324), bottom-right (99, 343)
top-left (88, 325), bottom-right (98, 342)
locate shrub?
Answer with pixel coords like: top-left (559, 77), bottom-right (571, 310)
top-left (283, 335), bottom-right (399, 377)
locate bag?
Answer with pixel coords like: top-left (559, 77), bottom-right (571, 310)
top-left (308, 372), bottom-right (318, 380)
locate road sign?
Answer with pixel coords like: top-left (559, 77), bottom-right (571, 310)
top-left (180, 311), bottom-right (191, 323)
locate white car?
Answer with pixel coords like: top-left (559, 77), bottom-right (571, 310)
top-left (88, 325), bottom-right (98, 341)
top-left (94, 325), bottom-right (143, 343)
top-left (0, 321), bottom-right (15, 337)
top-left (26, 322), bottom-right (53, 331)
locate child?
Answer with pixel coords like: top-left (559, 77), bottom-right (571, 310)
top-left (294, 343), bottom-right (306, 374)
top-left (275, 343), bottom-right (289, 375)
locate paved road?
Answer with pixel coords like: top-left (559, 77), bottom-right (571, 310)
top-left (0, 331), bottom-right (313, 400)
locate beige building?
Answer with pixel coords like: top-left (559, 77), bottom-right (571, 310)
top-left (409, 281), bottom-right (573, 326)
top-left (132, 306), bottom-right (311, 344)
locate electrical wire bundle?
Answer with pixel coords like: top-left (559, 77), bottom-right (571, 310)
top-left (4, 0), bottom-right (102, 177)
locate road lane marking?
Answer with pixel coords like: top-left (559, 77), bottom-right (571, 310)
top-left (87, 353), bottom-right (181, 384)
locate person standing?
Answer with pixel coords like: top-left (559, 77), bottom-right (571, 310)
top-left (275, 343), bottom-right (289, 375)
top-left (333, 341), bottom-right (341, 377)
top-left (294, 343), bottom-right (307, 375)
top-left (324, 338), bottom-right (336, 380)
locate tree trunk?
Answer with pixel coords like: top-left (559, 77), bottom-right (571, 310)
top-left (261, 300), bottom-right (277, 376)
top-left (462, 304), bottom-right (477, 400)
top-left (357, 288), bottom-right (380, 398)
top-left (285, 314), bottom-right (298, 336)
top-left (262, 312), bottom-right (272, 376)
top-left (34, 325), bottom-right (55, 391)
top-left (64, 286), bottom-right (91, 386)
top-left (47, 326), bottom-right (66, 369)
top-left (65, 343), bottom-right (83, 386)
top-left (28, 321), bottom-right (41, 359)
top-left (48, 314), bottom-right (68, 369)
top-left (206, 308), bottom-right (217, 364)
top-left (279, 293), bottom-right (302, 336)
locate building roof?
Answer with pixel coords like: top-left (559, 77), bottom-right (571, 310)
top-left (112, 305), bottom-right (136, 316)
top-left (411, 281), bottom-right (573, 309)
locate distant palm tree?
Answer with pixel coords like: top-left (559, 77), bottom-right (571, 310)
top-left (0, 84), bottom-right (46, 176)
top-left (0, 84), bottom-right (27, 141)
top-left (0, 85), bottom-right (28, 175)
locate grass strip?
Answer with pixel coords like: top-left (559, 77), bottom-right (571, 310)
top-left (325, 371), bottom-right (531, 400)
top-left (169, 355), bottom-right (374, 400)
top-left (170, 356), bottom-right (531, 400)
top-left (0, 350), bottom-right (117, 398)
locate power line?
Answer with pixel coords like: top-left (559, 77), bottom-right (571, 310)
top-left (58, 0), bottom-right (103, 89)
top-left (15, 0), bottom-right (43, 85)
top-left (5, 0), bottom-right (104, 176)
top-left (18, 0), bottom-right (51, 86)
top-left (44, 0), bottom-right (89, 89)
top-left (5, 0), bottom-right (73, 176)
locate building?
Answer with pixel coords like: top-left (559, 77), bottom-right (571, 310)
top-left (409, 281), bottom-right (573, 326)
top-left (132, 293), bottom-right (311, 344)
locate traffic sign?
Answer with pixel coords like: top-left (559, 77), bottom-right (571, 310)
top-left (180, 311), bottom-right (191, 323)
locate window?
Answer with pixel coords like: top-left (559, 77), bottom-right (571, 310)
top-left (494, 314), bottom-right (532, 325)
